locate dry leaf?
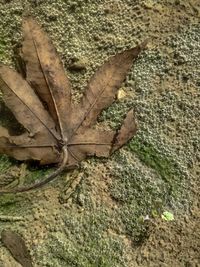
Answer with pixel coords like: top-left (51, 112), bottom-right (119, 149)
top-left (1, 229), bottom-right (33, 267)
top-left (0, 17), bottom-right (147, 194)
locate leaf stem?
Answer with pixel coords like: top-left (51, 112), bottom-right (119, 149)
top-left (0, 146), bottom-right (68, 194)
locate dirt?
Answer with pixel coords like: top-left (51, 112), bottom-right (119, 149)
top-left (0, 0), bottom-right (199, 266)
top-left (135, 213), bottom-right (200, 267)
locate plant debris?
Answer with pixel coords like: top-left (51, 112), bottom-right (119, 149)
top-left (161, 211), bottom-right (174, 221)
top-left (0, 17), bottom-right (147, 194)
top-left (1, 229), bottom-right (33, 267)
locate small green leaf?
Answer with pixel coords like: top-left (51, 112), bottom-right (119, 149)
top-left (161, 211), bottom-right (174, 221)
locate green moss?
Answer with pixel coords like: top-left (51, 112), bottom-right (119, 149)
top-left (0, 195), bottom-right (32, 218)
top-left (23, 165), bottom-right (53, 185)
top-left (0, 38), bottom-right (6, 60)
top-left (42, 209), bottom-right (126, 267)
top-left (128, 137), bottom-right (181, 192)
top-left (0, 42), bottom-right (5, 54)
top-left (108, 136), bottom-right (187, 240)
top-left (0, 186), bottom-right (31, 215)
top-left (0, 194), bottom-right (19, 213)
top-left (0, 155), bottom-right (12, 172)
top-left (0, 155), bottom-right (32, 215)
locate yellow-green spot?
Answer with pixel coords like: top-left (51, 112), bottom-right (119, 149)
top-left (161, 211), bottom-right (174, 221)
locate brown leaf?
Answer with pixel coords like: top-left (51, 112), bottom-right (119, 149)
top-left (0, 126), bottom-right (60, 164)
top-left (1, 229), bottom-right (33, 267)
top-left (69, 40), bottom-right (147, 138)
top-left (0, 17), bottom-right (147, 193)
top-left (111, 109), bottom-right (137, 153)
top-left (0, 65), bottom-right (59, 140)
top-left (22, 17), bottom-right (72, 137)
top-left (67, 128), bottom-right (115, 166)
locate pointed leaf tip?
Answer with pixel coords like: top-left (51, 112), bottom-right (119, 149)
top-left (22, 16), bottom-right (72, 137)
top-left (69, 41), bottom-right (145, 135)
top-left (111, 109), bottom-right (137, 153)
